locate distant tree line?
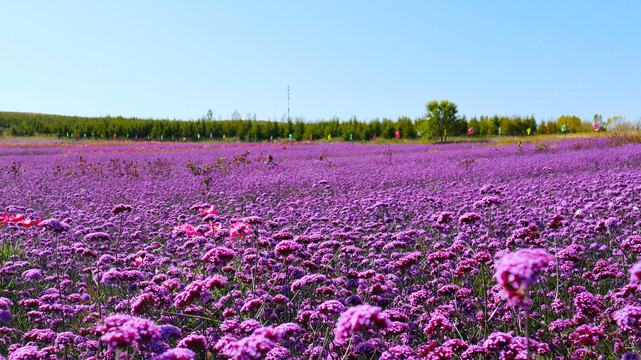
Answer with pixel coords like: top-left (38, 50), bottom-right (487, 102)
top-left (0, 104), bottom-right (633, 142)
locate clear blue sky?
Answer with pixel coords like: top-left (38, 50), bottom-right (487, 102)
top-left (2, 1), bottom-right (639, 123)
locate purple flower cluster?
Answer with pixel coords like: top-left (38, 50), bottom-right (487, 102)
top-left (333, 305), bottom-right (390, 345)
top-left (98, 313), bottom-right (161, 350)
top-left (1, 138), bottom-right (641, 358)
top-left (493, 248), bottom-right (553, 308)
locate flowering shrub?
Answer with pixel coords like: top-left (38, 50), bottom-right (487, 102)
top-left (0, 139), bottom-right (640, 358)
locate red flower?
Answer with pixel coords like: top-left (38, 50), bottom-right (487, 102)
top-left (9, 213), bottom-right (24, 222)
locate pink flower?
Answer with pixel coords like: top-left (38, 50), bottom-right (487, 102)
top-left (198, 206), bottom-right (218, 216)
top-left (229, 222), bottom-right (252, 238)
top-left (173, 224), bottom-right (202, 237)
top-left (204, 222), bottom-right (222, 237)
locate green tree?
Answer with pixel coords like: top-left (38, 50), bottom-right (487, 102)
top-left (423, 100), bottom-right (459, 143)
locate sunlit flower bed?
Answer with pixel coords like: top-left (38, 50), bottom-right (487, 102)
top-left (1, 138), bottom-right (640, 359)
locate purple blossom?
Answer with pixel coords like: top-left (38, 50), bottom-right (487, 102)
top-left (8, 345), bottom-right (41, 360)
top-left (83, 232), bottom-right (112, 242)
top-left (622, 353), bottom-right (641, 360)
top-left (152, 348), bottom-right (196, 360)
top-left (0, 310), bottom-right (11, 323)
top-left (21, 269), bottom-right (42, 282)
top-left (201, 247), bottom-right (235, 266)
top-left (333, 304), bottom-right (390, 345)
top-left (159, 325), bottom-right (183, 340)
top-left (274, 240), bottom-right (301, 257)
top-left (39, 218), bottom-right (71, 232)
top-left (613, 305), bottom-right (641, 334)
top-left (493, 248), bottom-right (552, 307)
top-left (380, 345), bottom-right (414, 360)
top-left (23, 328), bottom-right (56, 343)
top-left (290, 274), bottom-right (328, 291)
top-left (221, 327), bottom-right (280, 360)
top-left (111, 204), bottom-right (133, 215)
top-left (99, 314), bottom-right (161, 350)
top-left (177, 334), bottom-right (207, 352)
top-left (459, 212), bottom-right (482, 224)
top-left (318, 300), bottom-right (346, 314)
top-left (630, 261), bottom-right (641, 283)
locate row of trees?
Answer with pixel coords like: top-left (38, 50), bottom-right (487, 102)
top-left (0, 105), bottom-right (634, 142)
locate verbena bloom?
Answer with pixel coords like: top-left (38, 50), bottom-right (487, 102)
top-left (622, 352), bottom-right (641, 360)
top-left (159, 325), bottom-right (183, 340)
top-left (380, 345), bottom-right (415, 360)
top-left (201, 247), bottom-right (235, 266)
top-left (222, 327), bottom-right (280, 360)
top-left (459, 212), bottom-right (482, 224)
top-left (612, 305), bottom-right (641, 334)
top-left (152, 348), bottom-right (196, 360)
top-left (177, 334), bottom-right (207, 352)
top-left (23, 328), bottom-right (57, 343)
top-left (290, 274), bottom-right (328, 292)
top-left (275, 323), bottom-right (304, 339)
top-left (99, 314), bottom-right (161, 350)
top-left (266, 346), bottom-right (291, 360)
top-left (0, 298), bottom-right (13, 310)
top-left (111, 204), bottom-right (133, 215)
top-left (0, 297), bottom-right (13, 323)
top-left (8, 345), bottom-right (41, 360)
top-left (333, 304), bottom-right (390, 345)
top-left (629, 262), bottom-right (641, 283)
top-left (21, 269), bottom-right (43, 282)
top-left (0, 310), bottom-right (11, 323)
top-left (318, 300), bottom-right (345, 315)
top-left (84, 232), bottom-right (112, 242)
top-left (473, 196), bottom-right (502, 208)
top-left (274, 240), bottom-right (301, 257)
top-left (239, 319), bottom-right (262, 334)
top-left (568, 324), bottom-right (604, 347)
top-left (39, 218), bottom-right (71, 232)
top-left (622, 236), bottom-right (641, 253)
top-left (493, 248), bottom-right (552, 308)
top-left (173, 276), bottom-right (227, 308)
top-left (130, 292), bottom-right (157, 315)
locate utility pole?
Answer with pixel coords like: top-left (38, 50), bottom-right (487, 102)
top-left (287, 85), bottom-right (290, 121)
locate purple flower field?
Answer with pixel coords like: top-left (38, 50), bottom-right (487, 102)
top-left (1, 138), bottom-right (641, 359)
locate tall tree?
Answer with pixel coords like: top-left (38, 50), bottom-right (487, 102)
top-left (424, 100), bottom-right (459, 143)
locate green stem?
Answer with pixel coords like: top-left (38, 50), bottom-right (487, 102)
top-left (525, 308), bottom-right (531, 360)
